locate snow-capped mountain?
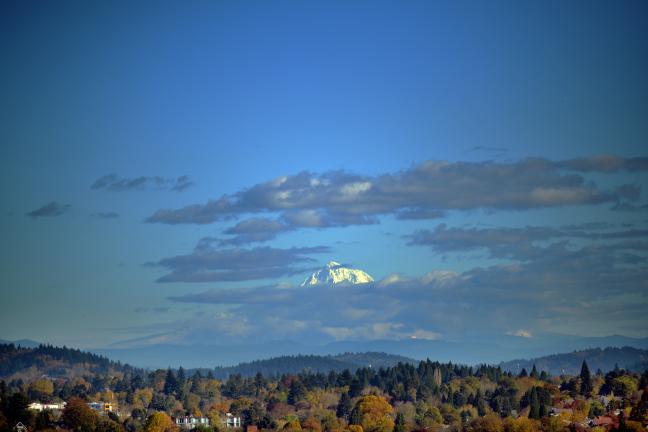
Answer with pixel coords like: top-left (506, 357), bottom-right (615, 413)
top-left (301, 261), bottom-right (374, 286)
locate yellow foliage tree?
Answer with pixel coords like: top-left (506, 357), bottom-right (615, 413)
top-left (352, 395), bottom-right (394, 432)
top-left (283, 418), bottom-right (302, 432)
top-left (143, 412), bottom-right (178, 432)
top-left (469, 413), bottom-right (503, 432)
top-left (503, 417), bottom-right (539, 432)
top-left (302, 417), bottom-right (322, 432)
top-left (29, 379), bottom-right (54, 399)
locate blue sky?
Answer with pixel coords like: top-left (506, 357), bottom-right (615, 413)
top-left (1, 0), bottom-right (647, 350)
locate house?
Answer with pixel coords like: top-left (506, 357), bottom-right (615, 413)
top-left (224, 413), bottom-right (241, 428)
top-left (28, 402), bottom-right (66, 411)
top-left (88, 402), bottom-right (115, 414)
top-left (174, 416), bottom-right (211, 429)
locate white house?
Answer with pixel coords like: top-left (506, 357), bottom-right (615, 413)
top-left (224, 413), bottom-right (241, 428)
top-left (174, 416), bottom-right (211, 429)
top-left (28, 402), bottom-right (66, 411)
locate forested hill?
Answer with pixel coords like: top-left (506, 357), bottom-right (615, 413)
top-left (499, 346), bottom-right (648, 375)
top-left (209, 352), bottom-right (416, 378)
top-left (0, 343), bottom-right (140, 380)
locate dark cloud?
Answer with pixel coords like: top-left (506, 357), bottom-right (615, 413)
top-left (90, 212), bottom-right (120, 219)
top-left (25, 201), bottom-right (70, 218)
top-left (406, 223), bottom-right (648, 260)
top-left (216, 212), bottom-right (379, 246)
top-left (148, 242), bottom-right (330, 283)
top-left (91, 174), bottom-right (193, 192)
top-left (220, 218), bottom-right (293, 245)
top-left (556, 155), bottom-right (648, 173)
top-left (146, 156), bottom-right (645, 225)
top-left (395, 208), bottom-right (446, 220)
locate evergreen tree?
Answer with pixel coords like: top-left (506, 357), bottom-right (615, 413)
top-left (530, 364), bottom-right (538, 379)
top-left (337, 392), bottom-right (352, 420)
top-left (5, 392), bottom-right (33, 428)
top-left (474, 389), bottom-right (487, 416)
top-left (580, 360), bottom-right (592, 396)
top-left (177, 367), bottom-right (186, 386)
top-left (349, 378), bottom-right (364, 398)
top-left (163, 369), bottom-right (179, 396)
top-left (519, 368), bottom-right (528, 378)
top-left (190, 371), bottom-right (202, 393)
top-left (630, 388), bottom-right (648, 423)
top-left (394, 413), bottom-right (406, 432)
top-left (529, 387), bottom-right (541, 419)
top-left (287, 380), bottom-right (306, 405)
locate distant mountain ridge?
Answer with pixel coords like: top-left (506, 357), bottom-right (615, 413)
top-left (499, 346), bottom-right (648, 375)
top-left (208, 352), bottom-right (415, 378)
top-left (0, 343), bottom-right (140, 380)
top-left (95, 334), bottom-right (648, 368)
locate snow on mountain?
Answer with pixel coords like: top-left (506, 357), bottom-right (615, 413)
top-left (301, 261), bottom-right (374, 286)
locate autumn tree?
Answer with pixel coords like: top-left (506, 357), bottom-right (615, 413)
top-left (350, 395), bottom-right (394, 432)
top-left (62, 397), bottom-right (98, 432)
top-left (469, 413), bottom-right (503, 432)
top-left (28, 379), bottom-right (54, 401)
top-left (283, 418), bottom-right (302, 432)
top-left (142, 412), bottom-right (178, 432)
top-left (302, 416), bottom-right (322, 432)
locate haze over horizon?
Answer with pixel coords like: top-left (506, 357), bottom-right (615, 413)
top-left (1, 1), bottom-right (647, 364)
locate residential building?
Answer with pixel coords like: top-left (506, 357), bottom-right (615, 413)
top-left (224, 413), bottom-right (241, 428)
top-left (28, 402), bottom-right (66, 411)
top-left (174, 416), bottom-right (211, 429)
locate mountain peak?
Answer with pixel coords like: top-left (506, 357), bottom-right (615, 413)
top-left (301, 261), bottom-right (374, 287)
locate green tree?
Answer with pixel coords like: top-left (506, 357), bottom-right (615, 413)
top-left (35, 409), bottom-right (56, 430)
top-left (337, 392), bottom-right (352, 420)
top-left (163, 369), bottom-right (179, 397)
top-left (530, 365), bottom-right (538, 379)
top-left (528, 387), bottom-right (541, 420)
top-left (288, 381), bottom-right (306, 405)
top-left (394, 413), bottom-right (407, 432)
top-left (579, 361), bottom-right (592, 396)
top-left (5, 393), bottom-right (33, 429)
top-left (630, 388), bottom-right (648, 423)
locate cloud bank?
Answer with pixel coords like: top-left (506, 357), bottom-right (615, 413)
top-left (145, 156), bottom-right (646, 245)
top-left (148, 242), bottom-right (330, 283)
top-left (162, 222), bottom-right (648, 343)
